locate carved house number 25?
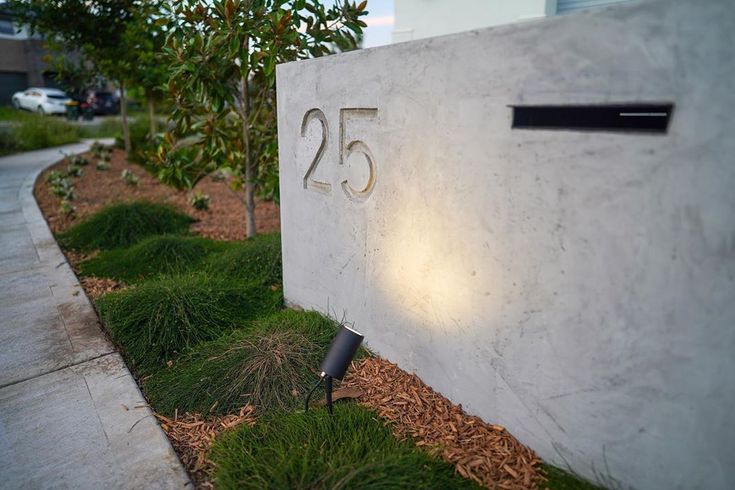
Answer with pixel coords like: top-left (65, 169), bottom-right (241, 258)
top-left (300, 107), bottom-right (378, 201)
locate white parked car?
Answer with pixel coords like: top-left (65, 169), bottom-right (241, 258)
top-left (11, 88), bottom-right (72, 115)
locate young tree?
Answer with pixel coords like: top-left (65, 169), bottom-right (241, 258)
top-left (156, 0), bottom-right (367, 238)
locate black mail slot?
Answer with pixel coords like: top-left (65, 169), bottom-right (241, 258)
top-left (512, 103), bottom-right (674, 133)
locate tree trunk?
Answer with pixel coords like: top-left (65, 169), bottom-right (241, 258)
top-left (241, 42), bottom-right (256, 238)
top-left (147, 95), bottom-right (156, 138)
top-left (119, 81), bottom-right (131, 154)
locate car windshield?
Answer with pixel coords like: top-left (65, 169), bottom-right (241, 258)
top-left (47, 94), bottom-right (68, 100)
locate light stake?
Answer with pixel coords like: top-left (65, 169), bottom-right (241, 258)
top-left (305, 324), bottom-right (364, 414)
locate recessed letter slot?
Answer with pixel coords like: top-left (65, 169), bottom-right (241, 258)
top-left (511, 103), bottom-right (673, 133)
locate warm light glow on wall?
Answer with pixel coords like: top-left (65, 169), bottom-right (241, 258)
top-left (375, 193), bottom-right (487, 330)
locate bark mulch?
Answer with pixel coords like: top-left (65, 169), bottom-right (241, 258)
top-left (34, 148), bottom-right (280, 240)
top-left (155, 406), bottom-right (257, 489)
top-left (342, 357), bottom-right (544, 490)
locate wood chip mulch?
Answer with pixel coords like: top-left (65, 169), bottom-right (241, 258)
top-left (343, 357), bottom-right (544, 489)
top-left (34, 148), bottom-right (280, 240)
top-left (79, 276), bottom-right (125, 299)
top-left (155, 405), bottom-right (257, 489)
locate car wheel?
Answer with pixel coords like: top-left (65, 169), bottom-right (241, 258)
top-left (37, 105), bottom-right (45, 115)
top-left (12, 99), bottom-right (20, 110)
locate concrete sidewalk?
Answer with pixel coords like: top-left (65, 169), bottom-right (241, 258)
top-left (0, 143), bottom-right (189, 489)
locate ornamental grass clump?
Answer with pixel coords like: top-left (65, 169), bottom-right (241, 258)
top-left (58, 201), bottom-right (193, 251)
top-left (204, 233), bottom-right (282, 286)
top-left (145, 310), bottom-right (336, 416)
top-left (96, 273), bottom-right (282, 373)
top-left (80, 235), bottom-right (228, 283)
top-left (210, 403), bottom-right (480, 490)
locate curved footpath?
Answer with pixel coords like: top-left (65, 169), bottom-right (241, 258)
top-left (0, 142), bottom-right (189, 489)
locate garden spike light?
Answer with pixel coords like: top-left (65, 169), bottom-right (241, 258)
top-left (305, 324), bottom-right (364, 414)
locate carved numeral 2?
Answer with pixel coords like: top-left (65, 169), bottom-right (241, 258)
top-left (300, 107), bottom-right (377, 201)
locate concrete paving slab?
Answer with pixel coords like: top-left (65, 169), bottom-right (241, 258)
top-left (0, 354), bottom-right (189, 489)
top-left (0, 142), bottom-right (189, 488)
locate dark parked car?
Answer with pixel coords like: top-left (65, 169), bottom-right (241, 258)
top-left (72, 90), bottom-right (120, 115)
top-left (88, 90), bottom-right (120, 115)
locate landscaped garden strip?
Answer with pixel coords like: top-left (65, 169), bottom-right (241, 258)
top-left (35, 150), bottom-right (603, 489)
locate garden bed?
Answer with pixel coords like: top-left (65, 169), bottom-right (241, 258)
top-left (34, 147), bottom-right (280, 240)
top-left (33, 149), bottom-right (600, 490)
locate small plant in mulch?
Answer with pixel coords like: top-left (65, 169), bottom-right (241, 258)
top-left (90, 141), bottom-right (112, 159)
top-left (95, 160), bottom-right (110, 171)
top-left (95, 272), bottom-right (282, 373)
top-left (145, 310), bottom-right (337, 416)
top-left (79, 235), bottom-right (229, 283)
top-left (68, 154), bottom-right (89, 166)
top-left (188, 191), bottom-right (210, 211)
top-left (209, 403), bottom-right (479, 490)
top-left (121, 168), bottom-right (140, 186)
top-left (66, 164), bottom-right (84, 178)
top-left (57, 201), bottom-right (193, 251)
top-left (59, 199), bottom-right (76, 217)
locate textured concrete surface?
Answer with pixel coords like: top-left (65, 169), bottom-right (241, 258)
top-left (0, 143), bottom-right (189, 489)
top-left (277, 1), bottom-right (735, 488)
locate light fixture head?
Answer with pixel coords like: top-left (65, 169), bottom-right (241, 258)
top-left (320, 324), bottom-right (364, 381)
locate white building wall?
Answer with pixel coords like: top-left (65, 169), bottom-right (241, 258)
top-left (277, 0), bottom-right (735, 488)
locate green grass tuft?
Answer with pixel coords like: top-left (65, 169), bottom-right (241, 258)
top-left (96, 273), bottom-right (282, 373)
top-left (80, 235), bottom-right (229, 283)
top-left (58, 201), bottom-right (194, 251)
top-left (203, 233), bottom-right (282, 286)
top-left (144, 310), bottom-right (337, 416)
top-left (210, 403), bottom-right (480, 490)
top-left (542, 465), bottom-right (605, 490)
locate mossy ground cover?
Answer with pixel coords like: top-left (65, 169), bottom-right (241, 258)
top-left (145, 310), bottom-right (336, 416)
top-left (80, 235), bottom-right (231, 283)
top-left (96, 272), bottom-right (282, 373)
top-left (210, 403), bottom-right (480, 490)
top-left (58, 201), bottom-right (193, 251)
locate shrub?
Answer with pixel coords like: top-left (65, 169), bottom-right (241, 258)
top-left (121, 169), bottom-right (140, 186)
top-left (66, 164), bottom-right (84, 177)
top-left (96, 160), bottom-right (110, 171)
top-left (144, 310), bottom-right (336, 416)
top-left (96, 273), bottom-right (282, 373)
top-left (57, 201), bottom-right (193, 251)
top-left (188, 191), bottom-right (210, 211)
top-left (204, 233), bottom-right (282, 286)
top-left (210, 403), bottom-right (479, 490)
top-left (80, 235), bottom-right (228, 283)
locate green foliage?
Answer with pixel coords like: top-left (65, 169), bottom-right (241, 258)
top-left (66, 164), bottom-right (84, 178)
top-left (58, 201), bottom-right (193, 251)
top-left (155, 0), bottom-right (368, 230)
top-left (210, 403), bottom-right (479, 490)
top-left (542, 465), bottom-right (605, 490)
top-left (188, 191), bottom-right (210, 211)
top-left (0, 111), bottom-right (80, 155)
top-left (203, 233), bottom-right (282, 286)
top-left (121, 169), bottom-right (140, 185)
top-left (96, 272), bottom-right (282, 372)
top-left (96, 160), bottom-right (110, 171)
top-left (47, 172), bottom-right (75, 201)
top-left (80, 235), bottom-right (229, 283)
top-left (145, 310), bottom-right (337, 416)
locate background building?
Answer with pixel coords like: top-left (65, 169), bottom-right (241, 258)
top-left (0, 2), bottom-right (59, 105)
top-left (392, 0), bottom-right (633, 43)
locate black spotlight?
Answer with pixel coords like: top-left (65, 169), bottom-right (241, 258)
top-left (305, 324), bottom-right (364, 414)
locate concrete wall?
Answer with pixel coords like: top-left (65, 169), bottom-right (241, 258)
top-left (392, 0), bottom-right (554, 43)
top-left (276, 1), bottom-right (735, 488)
